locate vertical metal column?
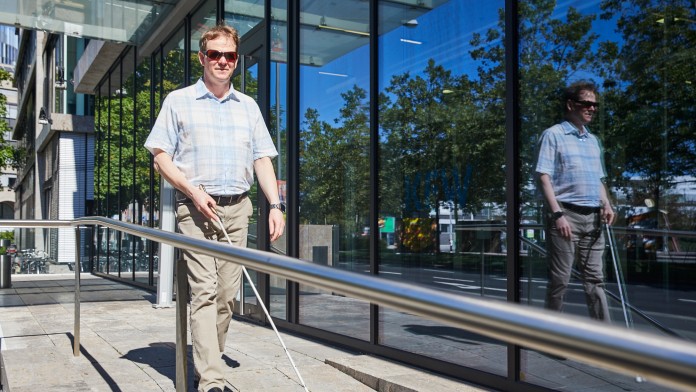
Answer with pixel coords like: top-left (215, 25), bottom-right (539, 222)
top-left (73, 226), bottom-right (81, 357)
top-left (156, 181), bottom-right (176, 307)
top-left (504, 0), bottom-right (522, 382)
top-left (286, 0), bottom-right (301, 324)
top-left (175, 259), bottom-right (188, 392)
top-left (368, 0), bottom-right (380, 346)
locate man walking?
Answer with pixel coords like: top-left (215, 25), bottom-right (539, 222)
top-left (536, 80), bottom-right (615, 321)
top-left (145, 23), bottom-right (284, 392)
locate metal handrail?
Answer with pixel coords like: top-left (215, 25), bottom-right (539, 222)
top-left (2, 217), bottom-right (696, 391)
top-left (520, 236), bottom-right (683, 338)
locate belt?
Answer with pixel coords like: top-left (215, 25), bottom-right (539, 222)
top-left (177, 191), bottom-right (248, 206)
top-left (560, 202), bottom-right (601, 215)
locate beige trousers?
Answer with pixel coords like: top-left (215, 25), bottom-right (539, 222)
top-left (545, 208), bottom-right (610, 321)
top-left (176, 196), bottom-right (252, 392)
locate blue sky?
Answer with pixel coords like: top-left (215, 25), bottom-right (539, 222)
top-left (293, 0), bottom-right (503, 124)
top-left (275, 0), bottom-right (624, 127)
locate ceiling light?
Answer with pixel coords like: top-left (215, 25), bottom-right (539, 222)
top-left (317, 24), bottom-right (370, 37)
top-left (318, 72), bottom-right (348, 77)
top-left (400, 38), bottom-right (422, 45)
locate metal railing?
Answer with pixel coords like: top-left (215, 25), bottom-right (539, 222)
top-left (1, 217), bottom-right (696, 391)
top-left (520, 236), bottom-right (684, 338)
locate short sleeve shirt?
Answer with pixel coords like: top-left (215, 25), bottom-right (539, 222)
top-left (535, 121), bottom-right (607, 207)
top-left (144, 78), bottom-right (278, 195)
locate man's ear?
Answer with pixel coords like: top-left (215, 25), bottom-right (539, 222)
top-left (198, 51), bottom-right (205, 67)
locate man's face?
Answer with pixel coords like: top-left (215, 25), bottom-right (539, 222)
top-left (567, 90), bottom-right (599, 125)
top-left (198, 36), bottom-right (238, 84)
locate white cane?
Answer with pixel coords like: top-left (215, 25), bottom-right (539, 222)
top-left (605, 223), bottom-right (631, 329)
top-left (212, 213), bottom-right (309, 392)
top-left (605, 222), bottom-right (644, 383)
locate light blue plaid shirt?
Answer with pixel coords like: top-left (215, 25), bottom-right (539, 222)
top-left (145, 78), bottom-right (278, 196)
top-left (535, 121), bottom-right (607, 207)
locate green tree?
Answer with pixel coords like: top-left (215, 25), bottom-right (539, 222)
top-left (0, 69), bottom-right (23, 171)
top-left (597, 0), bottom-right (696, 224)
top-left (379, 61), bottom-right (485, 217)
top-left (471, 1), bottom-right (598, 211)
top-left (299, 85), bottom-right (370, 243)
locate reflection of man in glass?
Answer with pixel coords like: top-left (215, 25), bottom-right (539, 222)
top-left (144, 23), bottom-right (284, 392)
top-left (535, 81), bottom-right (615, 321)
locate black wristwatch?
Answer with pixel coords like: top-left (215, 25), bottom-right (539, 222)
top-left (269, 203), bottom-right (285, 213)
top-left (551, 210), bottom-right (564, 221)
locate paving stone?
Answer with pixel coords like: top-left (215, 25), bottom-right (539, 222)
top-left (0, 334), bottom-right (54, 350)
top-left (0, 275), bottom-right (544, 392)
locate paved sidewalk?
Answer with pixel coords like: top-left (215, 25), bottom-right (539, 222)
top-left (0, 274), bottom-right (490, 392)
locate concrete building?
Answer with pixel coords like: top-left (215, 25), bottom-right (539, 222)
top-left (0, 63), bottom-right (17, 222)
top-left (0, 25), bottom-right (18, 66)
top-left (12, 29), bottom-right (94, 264)
top-left (0, 25), bottom-right (19, 225)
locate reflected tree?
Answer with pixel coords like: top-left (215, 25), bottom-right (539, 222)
top-left (0, 69), bottom-right (24, 172)
top-left (300, 86), bottom-right (370, 243)
top-left (597, 0), bottom-right (696, 228)
top-left (379, 61), bottom-right (485, 217)
top-left (96, 51), bottom-right (183, 218)
top-left (471, 1), bottom-right (598, 212)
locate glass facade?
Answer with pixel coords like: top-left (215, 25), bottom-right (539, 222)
top-left (91, 1), bottom-right (696, 391)
top-left (516, 1), bottom-right (696, 388)
top-left (377, 0), bottom-right (508, 374)
top-left (297, 0), bottom-right (372, 341)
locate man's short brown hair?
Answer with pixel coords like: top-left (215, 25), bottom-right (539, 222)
top-left (563, 80), bottom-right (599, 112)
top-left (199, 23), bottom-right (239, 52)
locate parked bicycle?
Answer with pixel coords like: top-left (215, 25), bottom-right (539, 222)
top-left (12, 249), bottom-right (52, 274)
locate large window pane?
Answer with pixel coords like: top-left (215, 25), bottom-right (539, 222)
top-left (377, 0), bottom-right (507, 375)
top-left (190, 0), bottom-right (217, 85)
top-left (298, 0), bottom-right (371, 340)
top-left (224, 0), bottom-right (263, 37)
top-left (116, 61), bottom-right (128, 277)
top-left (94, 92), bottom-right (106, 273)
top-left (118, 49), bottom-right (137, 279)
top-left (135, 52), bottom-right (155, 285)
top-left (519, 1), bottom-right (696, 390)
top-left (104, 66), bottom-right (121, 275)
top-left (162, 26), bottom-right (185, 96)
top-left (231, 52), bottom-right (260, 254)
top-left (233, 58), bottom-right (261, 314)
top-left (152, 49), bottom-right (162, 238)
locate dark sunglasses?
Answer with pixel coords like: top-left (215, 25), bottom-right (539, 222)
top-left (203, 50), bottom-right (238, 62)
top-left (573, 99), bottom-right (599, 109)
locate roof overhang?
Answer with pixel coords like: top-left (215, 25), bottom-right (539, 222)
top-left (0, 0), bottom-right (180, 45)
top-left (7, 0), bottom-right (446, 94)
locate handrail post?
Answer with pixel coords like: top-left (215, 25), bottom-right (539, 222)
top-left (73, 225), bottom-right (81, 357)
top-left (175, 258), bottom-right (188, 392)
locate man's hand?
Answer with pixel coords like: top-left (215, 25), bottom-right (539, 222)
top-left (152, 150), bottom-right (220, 221)
top-left (268, 208), bottom-right (285, 242)
top-left (192, 186), bottom-right (219, 221)
top-left (602, 205), bottom-right (615, 226)
top-left (555, 216), bottom-right (572, 240)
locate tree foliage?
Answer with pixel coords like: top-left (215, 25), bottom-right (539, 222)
top-left (0, 69), bottom-right (22, 171)
top-left (597, 0), bottom-right (696, 209)
top-left (299, 85), bottom-right (370, 241)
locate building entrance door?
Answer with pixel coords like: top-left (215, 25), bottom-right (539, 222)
top-left (233, 22), bottom-right (285, 323)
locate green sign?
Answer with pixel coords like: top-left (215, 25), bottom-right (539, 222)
top-left (380, 216), bottom-right (395, 234)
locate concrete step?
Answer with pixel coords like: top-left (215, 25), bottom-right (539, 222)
top-left (326, 355), bottom-right (491, 392)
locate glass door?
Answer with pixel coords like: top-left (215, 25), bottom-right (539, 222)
top-left (233, 21), bottom-right (276, 322)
